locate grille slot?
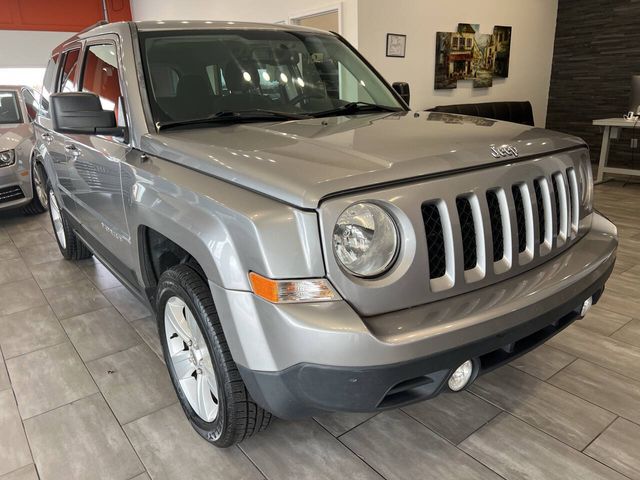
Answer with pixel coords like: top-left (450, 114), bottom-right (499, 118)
top-left (422, 203), bottom-right (447, 279)
top-left (456, 196), bottom-right (477, 271)
top-left (552, 172), bottom-right (569, 241)
top-left (486, 190), bottom-right (504, 262)
top-left (0, 186), bottom-right (24, 204)
top-left (566, 167), bottom-right (580, 232)
top-left (533, 180), bottom-right (545, 244)
top-left (512, 185), bottom-right (527, 253)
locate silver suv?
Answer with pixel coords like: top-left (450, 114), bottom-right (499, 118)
top-left (36, 21), bottom-right (617, 447)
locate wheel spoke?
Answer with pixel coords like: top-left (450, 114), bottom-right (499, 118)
top-left (171, 350), bottom-right (194, 380)
top-left (165, 299), bottom-right (193, 344)
top-left (196, 371), bottom-right (218, 421)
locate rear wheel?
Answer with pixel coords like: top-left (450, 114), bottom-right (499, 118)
top-left (23, 162), bottom-right (48, 215)
top-left (157, 264), bottom-right (272, 447)
top-left (47, 182), bottom-right (92, 260)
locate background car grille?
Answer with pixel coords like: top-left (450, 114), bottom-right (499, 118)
top-left (0, 186), bottom-right (24, 204)
top-left (421, 168), bottom-right (579, 285)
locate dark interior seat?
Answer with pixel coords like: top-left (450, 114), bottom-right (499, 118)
top-left (427, 101), bottom-right (535, 126)
top-left (219, 60), bottom-right (274, 111)
top-left (158, 74), bottom-right (214, 121)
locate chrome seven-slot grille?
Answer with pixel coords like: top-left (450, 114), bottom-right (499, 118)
top-left (421, 167), bottom-right (581, 286)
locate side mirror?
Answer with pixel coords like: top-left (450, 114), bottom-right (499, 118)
top-left (50, 92), bottom-right (125, 136)
top-left (392, 82), bottom-right (410, 106)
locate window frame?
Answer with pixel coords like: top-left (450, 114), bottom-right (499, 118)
top-left (78, 36), bottom-right (131, 142)
top-left (56, 46), bottom-right (82, 94)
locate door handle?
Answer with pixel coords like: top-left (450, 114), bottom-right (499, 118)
top-left (64, 144), bottom-right (81, 157)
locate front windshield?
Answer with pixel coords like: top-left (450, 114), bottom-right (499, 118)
top-left (0, 92), bottom-right (22, 124)
top-left (139, 29), bottom-right (404, 125)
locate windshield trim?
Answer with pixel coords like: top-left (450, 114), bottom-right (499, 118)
top-left (137, 28), bottom-right (409, 133)
top-left (0, 91), bottom-right (23, 125)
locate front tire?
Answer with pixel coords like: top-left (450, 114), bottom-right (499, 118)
top-left (157, 264), bottom-right (272, 447)
top-left (23, 161), bottom-right (49, 215)
top-left (47, 182), bottom-right (92, 260)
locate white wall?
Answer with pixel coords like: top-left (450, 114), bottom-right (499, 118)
top-left (357, 0), bottom-right (558, 125)
top-left (0, 30), bottom-right (73, 68)
top-left (131, 0), bottom-right (359, 45)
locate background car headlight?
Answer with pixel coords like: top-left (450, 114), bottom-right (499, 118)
top-left (332, 202), bottom-right (399, 277)
top-left (0, 150), bottom-right (15, 167)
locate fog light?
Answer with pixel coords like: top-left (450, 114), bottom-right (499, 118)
top-left (579, 297), bottom-right (593, 318)
top-left (448, 360), bottom-right (474, 392)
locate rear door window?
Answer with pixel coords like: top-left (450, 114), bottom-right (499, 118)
top-left (81, 43), bottom-right (125, 127)
top-left (59, 49), bottom-right (81, 92)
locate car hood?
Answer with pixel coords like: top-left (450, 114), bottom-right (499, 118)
top-left (141, 112), bottom-right (586, 209)
top-left (0, 123), bottom-right (30, 151)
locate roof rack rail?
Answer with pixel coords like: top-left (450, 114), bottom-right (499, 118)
top-left (78, 20), bottom-right (108, 35)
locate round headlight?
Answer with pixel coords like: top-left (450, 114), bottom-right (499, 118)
top-left (332, 203), bottom-right (399, 277)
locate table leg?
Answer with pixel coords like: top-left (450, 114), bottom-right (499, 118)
top-left (596, 126), bottom-right (611, 183)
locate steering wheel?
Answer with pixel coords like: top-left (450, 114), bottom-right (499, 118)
top-left (290, 93), bottom-right (326, 105)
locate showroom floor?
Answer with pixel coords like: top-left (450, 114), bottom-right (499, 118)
top-left (0, 180), bottom-right (639, 480)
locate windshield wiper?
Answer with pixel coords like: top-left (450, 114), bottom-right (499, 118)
top-left (157, 109), bottom-right (310, 131)
top-left (311, 102), bottom-right (403, 119)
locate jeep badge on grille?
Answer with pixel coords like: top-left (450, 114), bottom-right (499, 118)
top-left (490, 144), bottom-right (519, 159)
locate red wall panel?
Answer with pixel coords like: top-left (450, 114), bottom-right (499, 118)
top-left (0, 0), bottom-right (132, 32)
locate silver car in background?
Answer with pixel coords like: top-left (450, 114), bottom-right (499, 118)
top-left (0, 86), bottom-right (48, 214)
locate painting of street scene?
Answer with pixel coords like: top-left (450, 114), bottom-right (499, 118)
top-left (434, 23), bottom-right (512, 89)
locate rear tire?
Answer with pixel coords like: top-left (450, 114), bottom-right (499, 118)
top-left (47, 181), bottom-right (92, 260)
top-left (23, 161), bottom-right (48, 215)
top-left (157, 264), bottom-right (272, 447)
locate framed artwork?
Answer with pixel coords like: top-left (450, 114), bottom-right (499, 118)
top-left (386, 33), bottom-right (407, 58)
top-left (434, 23), bottom-right (512, 89)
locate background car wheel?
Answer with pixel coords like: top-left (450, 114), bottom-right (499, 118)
top-left (157, 264), bottom-right (272, 447)
top-left (22, 161), bottom-right (49, 215)
top-left (47, 181), bottom-right (93, 260)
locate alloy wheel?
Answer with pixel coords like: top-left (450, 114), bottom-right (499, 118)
top-left (164, 296), bottom-right (220, 422)
top-left (49, 189), bottom-right (66, 249)
top-left (33, 164), bottom-right (48, 208)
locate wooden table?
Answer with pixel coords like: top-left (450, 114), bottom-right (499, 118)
top-left (593, 117), bottom-right (640, 183)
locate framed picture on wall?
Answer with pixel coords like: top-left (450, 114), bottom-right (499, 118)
top-left (386, 33), bottom-right (406, 58)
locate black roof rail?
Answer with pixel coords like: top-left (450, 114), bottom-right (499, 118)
top-left (78, 20), bottom-right (108, 35)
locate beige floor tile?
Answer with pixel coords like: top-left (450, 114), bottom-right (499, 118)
top-left (103, 286), bottom-right (151, 322)
top-left (460, 413), bottom-right (626, 480)
top-left (7, 342), bottom-right (98, 419)
top-left (0, 242), bottom-right (20, 261)
top-left (402, 390), bottom-right (501, 444)
top-left (585, 418), bottom-right (640, 479)
top-left (470, 366), bottom-right (615, 449)
top-left (341, 410), bottom-right (498, 480)
top-left (78, 258), bottom-right (123, 291)
top-left (0, 279), bottom-right (46, 316)
top-left (87, 343), bottom-right (176, 424)
top-left (0, 258), bottom-right (32, 287)
top-left (0, 390), bottom-right (32, 476)
top-left (0, 465), bottom-right (38, 480)
top-left (0, 305), bottom-right (67, 359)
top-left (8, 227), bottom-right (55, 250)
top-left (125, 403), bottom-right (262, 480)
top-left (25, 394), bottom-right (144, 480)
top-left (510, 344), bottom-right (576, 380)
top-left (0, 353), bottom-right (9, 392)
top-left (43, 279), bottom-right (110, 320)
top-left (61, 307), bottom-right (142, 362)
top-left (18, 241), bottom-right (62, 267)
top-left (29, 258), bottom-right (85, 290)
top-left (130, 316), bottom-right (163, 360)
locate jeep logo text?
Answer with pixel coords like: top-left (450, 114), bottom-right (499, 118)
top-left (490, 145), bottom-right (519, 159)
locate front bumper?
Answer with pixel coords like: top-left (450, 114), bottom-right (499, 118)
top-left (211, 213), bottom-right (617, 419)
top-left (0, 163), bottom-right (32, 210)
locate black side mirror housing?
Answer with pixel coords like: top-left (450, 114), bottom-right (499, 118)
top-left (50, 92), bottom-right (125, 136)
top-left (392, 82), bottom-right (410, 107)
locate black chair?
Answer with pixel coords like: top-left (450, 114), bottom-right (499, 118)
top-left (427, 101), bottom-right (535, 126)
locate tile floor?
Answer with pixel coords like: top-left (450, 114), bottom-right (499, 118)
top-left (0, 180), bottom-right (639, 480)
